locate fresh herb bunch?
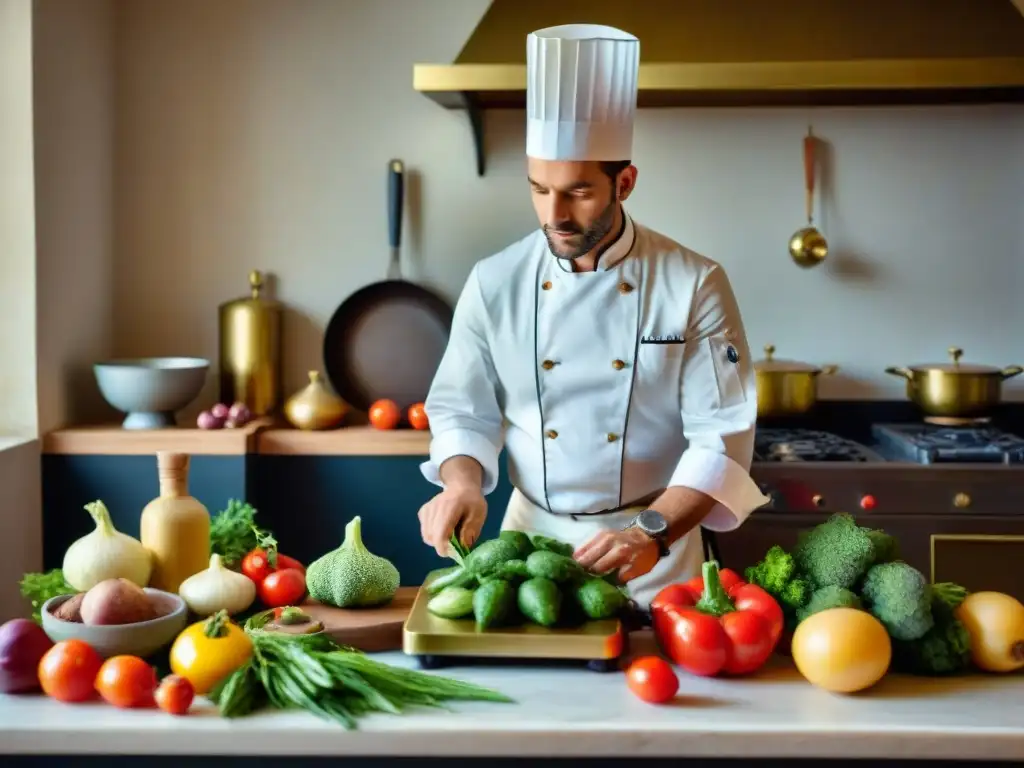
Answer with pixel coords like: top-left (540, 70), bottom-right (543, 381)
top-left (19, 569), bottom-right (76, 623)
top-left (210, 499), bottom-right (268, 569)
top-left (210, 628), bottom-right (512, 728)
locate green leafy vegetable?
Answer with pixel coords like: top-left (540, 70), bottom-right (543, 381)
top-left (19, 569), bottom-right (76, 623)
top-left (210, 628), bottom-right (512, 727)
top-left (209, 499), bottom-right (266, 569)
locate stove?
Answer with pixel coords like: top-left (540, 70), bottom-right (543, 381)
top-left (872, 423), bottom-right (1024, 465)
top-left (754, 429), bottom-right (884, 463)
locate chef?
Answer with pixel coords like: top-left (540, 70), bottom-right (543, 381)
top-left (417, 24), bottom-right (768, 607)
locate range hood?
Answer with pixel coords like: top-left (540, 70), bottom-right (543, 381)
top-left (413, 0), bottom-right (1024, 175)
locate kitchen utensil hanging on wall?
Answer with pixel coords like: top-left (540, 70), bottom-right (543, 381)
top-left (322, 160), bottom-right (454, 413)
top-left (788, 126), bottom-right (828, 268)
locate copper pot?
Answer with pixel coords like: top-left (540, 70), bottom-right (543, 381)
top-left (885, 346), bottom-right (1023, 422)
top-left (754, 344), bottom-right (838, 418)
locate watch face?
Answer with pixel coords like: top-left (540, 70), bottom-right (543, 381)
top-left (637, 509), bottom-right (668, 536)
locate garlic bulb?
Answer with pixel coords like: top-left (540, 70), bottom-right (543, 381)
top-left (178, 554), bottom-right (256, 616)
top-left (62, 500), bottom-right (153, 591)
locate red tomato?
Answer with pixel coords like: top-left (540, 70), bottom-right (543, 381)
top-left (259, 568), bottom-right (306, 607)
top-left (275, 554), bottom-right (305, 575)
top-left (242, 548), bottom-right (273, 582)
top-left (155, 674), bottom-right (194, 716)
top-left (719, 611), bottom-right (776, 676)
top-left (368, 399), bottom-right (401, 430)
top-left (654, 605), bottom-right (730, 677)
top-left (626, 656), bottom-right (679, 704)
top-left (407, 402), bottom-right (429, 430)
top-left (730, 583), bottom-right (785, 647)
top-left (96, 655), bottom-right (158, 709)
top-left (38, 639), bottom-right (103, 703)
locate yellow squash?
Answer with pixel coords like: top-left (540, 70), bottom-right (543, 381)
top-left (956, 591), bottom-right (1024, 673)
top-left (169, 610), bottom-right (253, 695)
top-left (791, 608), bottom-right (892, 694)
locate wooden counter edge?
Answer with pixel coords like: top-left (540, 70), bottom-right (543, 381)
top-left (42, 418), bottom-right (272, 456)
top-left (256, 426), bottom-right (431, 456)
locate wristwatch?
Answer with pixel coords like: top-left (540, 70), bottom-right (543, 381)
top-left (626, 509), bottom-right (671, 558)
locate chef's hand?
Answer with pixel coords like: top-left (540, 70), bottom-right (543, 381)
top-left (418, 486), bottom-right (487, 558)
top-left (574, 528), bottom-right (660, 582)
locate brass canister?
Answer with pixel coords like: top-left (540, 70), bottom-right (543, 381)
top-left (218, 270), bottom-right (282, 416)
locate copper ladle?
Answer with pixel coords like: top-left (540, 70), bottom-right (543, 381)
top-left (788, 126), bottom-right (828, 268)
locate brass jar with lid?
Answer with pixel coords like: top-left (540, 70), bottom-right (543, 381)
top-left (218, 270), bottom-right (282, 416)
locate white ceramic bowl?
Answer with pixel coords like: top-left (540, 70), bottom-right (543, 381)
top-left (41, 589), bottom-right (189, 659)
top-left (94, 357), bottom-right (210, 429)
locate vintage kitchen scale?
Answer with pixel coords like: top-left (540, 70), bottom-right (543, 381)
top-left (402, 570), bottom-right (629, 672)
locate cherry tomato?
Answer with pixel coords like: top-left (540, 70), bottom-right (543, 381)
top-left (275, 554), bottom-right (305, 574)
top-left (155, 674), bottom-right (194, 715)
top-left (38, 639), bottom-right (103, 703)
top-left (407, 402), bottom-right (429, 430)
top-left (242, 548), bottom-right (273, 582)
top-left (625, 656), bottom-right (679, 704)
top-left (96, 655), bottom-right (158, 709)
top-left (259, 568), bottom-right (306, 607)
top-left (368, 399), bottom-right (400, 430)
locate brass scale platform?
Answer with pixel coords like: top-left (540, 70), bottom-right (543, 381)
top-left (402, 569), bottom-right (627, 672)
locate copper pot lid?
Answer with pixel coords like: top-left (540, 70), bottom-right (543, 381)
top-left (753, 344), bottom-right (835, 374)
top-left (904, 347), bottom-right (1005, 375)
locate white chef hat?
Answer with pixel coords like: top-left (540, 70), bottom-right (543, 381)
top-left (526, 24), bottom-right (640, 162)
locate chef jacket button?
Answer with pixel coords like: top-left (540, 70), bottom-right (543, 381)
top-left (618, 282), bottom-right (634, 295)
top-left (546, 429), bottom-right (558, 439)
top-left (542, 280), bottom-right (552, 290)
top-left (612, 359), bottom-right (627, 370)
top-left (606, 433), bottom-right (619, 442)
top-left (542, 359), bottom-right (556, 370)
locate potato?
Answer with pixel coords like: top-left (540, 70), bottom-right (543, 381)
top-left (80, 578), bottom-right (158, 625)
top-left (51, 593), bottom-right (85, 622)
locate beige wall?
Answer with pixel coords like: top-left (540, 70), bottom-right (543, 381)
top-left (0, 0), bottom-right (113, 619)
top-left (0, 0), bottom-right (39, 437)
top-left (112, 0), bottom-right (1024, 405)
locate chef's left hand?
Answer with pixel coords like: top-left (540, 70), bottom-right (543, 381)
top-left (574, 527), bottom-right (660, 582)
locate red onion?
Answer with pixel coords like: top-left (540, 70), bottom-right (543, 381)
top-left (196, 410), bottom-right (224, 430)
top-left (228, 402), bottom-right (252, 427)
top-left (210, 403), bottom-right (230, 420)
top-left (0, 618), bottom-right (54, 693)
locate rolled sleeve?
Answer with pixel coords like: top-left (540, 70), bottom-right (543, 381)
top-left (419, 264), bottom-right (504, 495)
top-left (670, 264), bottom-right (769, 530)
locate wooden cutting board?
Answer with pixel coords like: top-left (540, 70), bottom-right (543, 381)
top-left (300, 587), bottom-right (418, 652)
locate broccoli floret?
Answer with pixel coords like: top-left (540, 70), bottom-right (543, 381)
top-left (796, 585), bottom-right (862, 621)
top-left (892, 582), bottom-right (971, 676)
top-left (860, 561), bottom-right (934, 641)
top-left (863, 527), bottom-right (899, 564)
top-left (778, 578), bottom-right (812, 611)
top-left (794, 513), bottom-right (875, 589)
top-left (744, 545), bottom-right (796, 594)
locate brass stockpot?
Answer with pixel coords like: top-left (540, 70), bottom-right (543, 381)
top-left (754, 344), bottom-right (838, 418)
top-left (218, 270), bottom-right (283, 416)
top-left (885, 346), bottom-right (1023, 421)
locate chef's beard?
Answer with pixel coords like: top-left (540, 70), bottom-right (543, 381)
top-left (543, 198), bottom-right (618, 262)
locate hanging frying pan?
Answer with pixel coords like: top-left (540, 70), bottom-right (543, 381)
top-left (323, 160), bottom-right (453, 414)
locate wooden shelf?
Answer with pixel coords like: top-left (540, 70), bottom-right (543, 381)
top-left (42, 419), bottom-right (270, 456)
top-left (257, 426), bottom-right (431, 456)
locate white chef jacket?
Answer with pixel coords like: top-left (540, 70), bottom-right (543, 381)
top-left (420, 212), bottom-right (768, 545)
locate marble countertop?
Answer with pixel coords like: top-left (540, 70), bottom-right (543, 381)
top-left (2, 634), bottom-right (1023, 759)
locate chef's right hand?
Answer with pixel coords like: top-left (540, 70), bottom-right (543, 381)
top-left (418, 486), bottom-right (487, 557)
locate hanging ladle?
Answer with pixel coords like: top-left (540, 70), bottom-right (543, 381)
top-left (788, 126), bottom-right (828, 268)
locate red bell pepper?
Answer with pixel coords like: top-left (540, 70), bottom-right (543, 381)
top-left (650, 560), bottom-right (783, 677)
